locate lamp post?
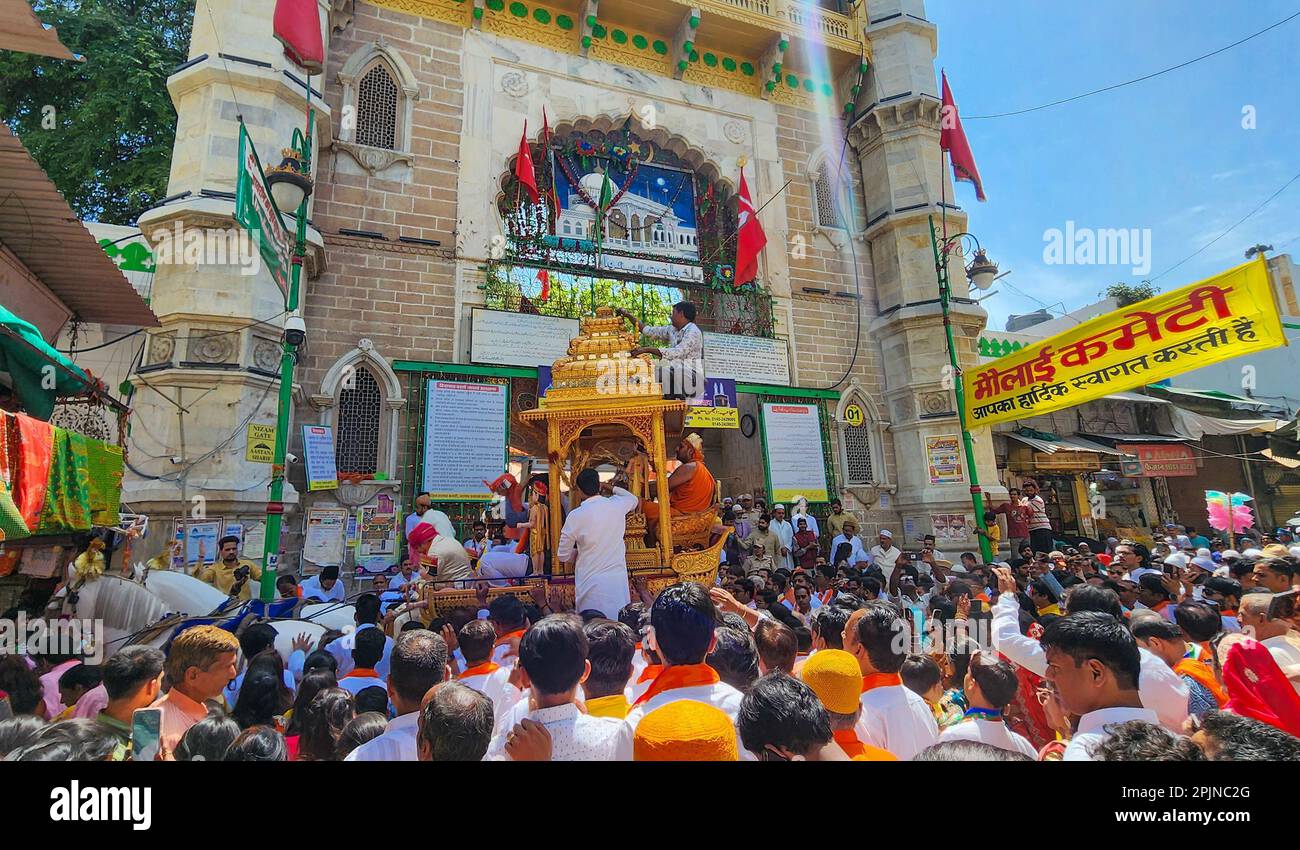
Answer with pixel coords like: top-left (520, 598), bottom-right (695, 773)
top-left (929, 215), bottom-right (998, 564)
top-left (257, 103), bottom-right (315, 603)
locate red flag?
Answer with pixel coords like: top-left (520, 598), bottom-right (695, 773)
top-left (940, 71), bottom-right (985, 202)
top-left (273, 0), bottom-right (324, 75)
top-left (537, 268), bottom-right (550, 301)
top-left (735, 168), bottom-right (766, 287)
top-left (515, 121), bottom-right (539, 204)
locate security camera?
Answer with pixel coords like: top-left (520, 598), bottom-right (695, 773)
top-left (170, 456), bottom-right (183, 465)
top-left (285, 452), bottom-right (299, 464)
top-left (284, 314), bottom-right (307, 347)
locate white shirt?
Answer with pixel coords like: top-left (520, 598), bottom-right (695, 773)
top-left (419, 509), bottom-right (458, 540)
top-left (1063, 706), bottom-right (1159, 761)
top-left (869, 544), bottom-right (901, 579)
top-left (458, 665), bottom-right (522, 719)
top-left (830, 534), bottom-right (868, 566)
top-left (300, 574), bottom-right (346, 603)
top-left (1261, 634), bottom-right (1300, 695)
top-left (855, 684), bottom-right (939, 761)
top-left (486, 701), bottom-right (632, 761)
top-left (325, 623), bottom-right (394, 680)
top-left (478, 545), bottom-right (530, 583)
top-left (338, 672), bottom-right (386, 696)
top-left (938, 716), bottom-right (1037, 759)
top-left (642, 320), bottom-right (703, 362)
top-left (990, 593), bottom-right (1188, 731)
top-left (557, 486), bottom-right (639, 618)
top-left (769, 518), bottom-right (795, 571)
top-left (223, 657), bottom-right (301, 708)
top-left (463, 537), bottom-right (489, 559)
top-left (344, 711), bottom-right (421, 761)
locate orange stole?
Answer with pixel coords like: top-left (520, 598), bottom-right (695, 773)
top-left (832, 728), bottom-right (898, 761)
top-left (458, 661), bottom-right (500, 680)
top-left (861, 672), bottom-right (903, 693)
top-left (1175, 657), bottom-right (1228, 707)
top-left (633, 663), bottom-right (720, 706)
top-left (640, 462), bottom-right (716, 521)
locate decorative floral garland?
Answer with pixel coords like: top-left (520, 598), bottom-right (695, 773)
top-left (553, 149), bottom-right (639, 212)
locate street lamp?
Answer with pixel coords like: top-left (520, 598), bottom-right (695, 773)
top-left (258, 113), bottom-right (316, 603)
top-left (266, 147), bottom-right (314, 213)
top-left (929, 217), bottom-right (997, 564)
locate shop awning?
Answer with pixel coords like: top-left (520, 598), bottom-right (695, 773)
top-left (1004, 432), bottom-right (1128, 455)
top-left (1147, 385), bottom-right (1273, 410)
top-left (1169, 407), bottom-right (1289, 441)
top-left (1079, 432), bottom-right (1184, 443)
top-left (0, 301), bottom-right (94, 420)
top-left (0, 0), bottom-right (80, 60)
top-left (0, 124), bottom-right (157, 331)
top-left (1102, 390), bottom-right (1169, 404)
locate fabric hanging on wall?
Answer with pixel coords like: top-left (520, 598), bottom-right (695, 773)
top-left (37, 427), bottom-right (93, 533)
top-left (0, 413), bottom-right (30, 541)
top-left (13, 411), bottom-right (54, 530)
top-left (86, 440), bottom-right (124, 525)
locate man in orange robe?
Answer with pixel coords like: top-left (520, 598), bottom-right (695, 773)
top-left (640, 433), bottom-right (715, 521)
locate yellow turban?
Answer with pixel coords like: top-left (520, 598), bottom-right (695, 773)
top-left (799, 649), bottom-right (862, 715)
top-left (633, 701), bottom-right (738, 761)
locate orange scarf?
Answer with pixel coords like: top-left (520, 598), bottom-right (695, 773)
top-left (636, 664), bottom-right (664, 685)
top-left (832, 728), bottom-right (898, 761)
top-left (819, 589), bottom-right (835, 605)
top-left (458, 661), bottom-right (501, 680)
top-left (633, 663), bottom-right (720, 706)
top-left (494, 628), bottom-right (526, 648)
top-left (1175, 657), bottom-right (1228, 707)
top-left (343, 667), bottom-right (381, 680)
top-left (861, 672), bottom-right (903, 693)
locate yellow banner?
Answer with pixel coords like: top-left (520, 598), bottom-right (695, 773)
top-left (964, 257), bottom-right (1285, 428)
top-left (684, 407), bottom-right (739, 429)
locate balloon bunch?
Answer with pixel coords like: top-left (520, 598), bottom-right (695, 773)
top-left (1205, 490), bottom-right (1255, 534)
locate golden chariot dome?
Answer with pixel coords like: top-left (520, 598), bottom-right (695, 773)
top-left (544, 306), bottom-right (662, 405)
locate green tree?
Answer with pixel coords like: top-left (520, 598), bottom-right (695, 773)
top-left (0, 0), bottom-right (194, 223)
top-left (1104, 281), bottom-right (1159, 307)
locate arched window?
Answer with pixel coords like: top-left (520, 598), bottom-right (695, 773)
top-left (335, 41), bottom-right (419, 175)
top-left (335, 365), bottom-right (383, 474)
top-left (813, 167), bottom-right (844, 229)
top-left (835, 390), bottom-right (888, 489)
top-left (356, 60), bottom-right (399, 150)
top-left (313, 340), bottom-right (405, 480)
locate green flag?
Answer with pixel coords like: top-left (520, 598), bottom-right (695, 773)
top-left (598, 169), bottom-right (614, 211)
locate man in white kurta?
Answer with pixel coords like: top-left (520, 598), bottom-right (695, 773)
top-left (556, 471), bottom-right (639, 618)
top-left (768, 505), bottom-right (796, 571)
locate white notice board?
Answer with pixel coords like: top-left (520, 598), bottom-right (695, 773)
top-left (470, 308), bottom-right (579, 368)
top-left (761, 402), bottom-right (829, 503)
top-left (703, 332), bottom-right (791, 385)
top-left (422, 380), bottom-right (508, 500)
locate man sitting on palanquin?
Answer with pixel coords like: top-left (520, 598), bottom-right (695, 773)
top-left (639, 433), bottom-right (716, 528)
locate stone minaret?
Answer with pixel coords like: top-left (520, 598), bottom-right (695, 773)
top-left (849, 0), bottom-right (1004, 545)
top-left (123, 0), bottom-right (334, 560)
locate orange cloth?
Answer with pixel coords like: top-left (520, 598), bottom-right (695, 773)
top-left (633, 663), bottom-right (720, 706)
top-left (833, 728), bottom-right (898, 761)
top-left (494, 628), bottom-right (526, 649)
top-left (636, 664), bottom-right (663, 684)
top-left (640, 460), bottom-right (715, 521)
top-left (633, 701), bottom-right (737, 761)
top-left (1175, 658), bottom-right (1228, 707)
top-left (861, 672), bottom-right (903, 693)
top-left (585, 694), bottom-right (631, 719)
top-left (458, 661), bottom-right (501, 680)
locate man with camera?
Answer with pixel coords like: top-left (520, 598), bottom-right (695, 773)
top-left (193, 535), bottom-right (262, 601)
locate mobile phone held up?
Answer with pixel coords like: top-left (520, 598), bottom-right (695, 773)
top-left (132, 707), bottom-right (163, 761)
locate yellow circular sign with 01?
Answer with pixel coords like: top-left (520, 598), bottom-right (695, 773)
top-left (843, 404), bottom-right (864, 427)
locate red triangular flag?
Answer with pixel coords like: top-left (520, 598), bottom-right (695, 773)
top-left (940, 71), bottom-right (985, 202)
top-left (735, 168), bottom-right (766, 287)
top-left (537, 268), bottom-right (550, 301)
top-left (273, 0), bottom-right (324, 75)
top-left (515, 121), bottom-right (539, 204)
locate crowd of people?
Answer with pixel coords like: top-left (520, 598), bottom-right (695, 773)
top-left (3, 471), bottom-right (1299, 762)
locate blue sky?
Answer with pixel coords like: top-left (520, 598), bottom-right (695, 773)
top-left (928, 0), bottom-right (1300, 330)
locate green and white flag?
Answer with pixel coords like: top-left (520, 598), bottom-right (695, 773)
top-left (235, 122), bottom-right (293, 306)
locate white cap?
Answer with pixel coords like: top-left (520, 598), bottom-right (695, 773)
top-left (772, 504), bottom-right (785, 511)
top-left (950, 564), bottom-right (968, 573)
top-left (1190, 556), bottom-right (1216, 572)
top-left (879, 529), bottom-right (893, 539)
top-left (1242, 548), bottom-right (1264, 559)
top-left (1163, 553), bottom-right (1189, 568)
top-left (731, 504), bottom-right (745, 514)
top-left (1221, 549), bottom-right (1241, 560)
top-left (1196, 547), bottom-right (1212, 558)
